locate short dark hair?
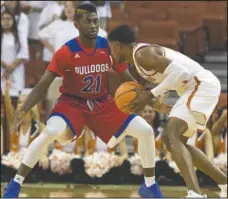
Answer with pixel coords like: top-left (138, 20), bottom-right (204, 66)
top-left (75, 3), bottom-right (97, 21)
top-left (108, 24), bottom-right (136, 44)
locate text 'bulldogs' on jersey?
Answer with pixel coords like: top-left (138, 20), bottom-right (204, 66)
top-left (47, 36), bottom-right (128, 100)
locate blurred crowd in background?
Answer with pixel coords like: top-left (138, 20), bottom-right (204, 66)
top-left (1, 1), bottom-right (227, 180)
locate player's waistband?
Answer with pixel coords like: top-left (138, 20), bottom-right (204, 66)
top-left (61, 93), bottom-right (111, 102)
top-left (61, 93), bottom-right (112, 112)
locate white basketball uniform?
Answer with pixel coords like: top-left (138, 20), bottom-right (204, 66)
top-left (133, 43), bottom-right (221, 137)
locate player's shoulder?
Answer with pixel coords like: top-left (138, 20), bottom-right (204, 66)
top-left (65, 37), bottom-right (81, 53)
top-left (96, 36), bottom-right (109, 49)
top-left (55, 44), bottom-right (71, 57)
top-left (135, 43), bottom-right (162, 67)
top-left (135, 43), bottom-right (162, 59)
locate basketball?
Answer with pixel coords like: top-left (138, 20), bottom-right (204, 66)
top-left (115, 81), bottom-right (143, 114)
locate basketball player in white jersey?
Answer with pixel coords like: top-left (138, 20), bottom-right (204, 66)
top-left (108, 25), bottom-right (227, 198)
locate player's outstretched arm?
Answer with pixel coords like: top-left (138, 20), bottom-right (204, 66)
top-left (10, 71), bottom-right (57, 133)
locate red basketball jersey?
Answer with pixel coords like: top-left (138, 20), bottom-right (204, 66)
top-left (47, 36), bottom-right (127, 100)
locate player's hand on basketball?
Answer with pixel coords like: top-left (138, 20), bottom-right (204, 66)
top-left (10, 111), bottom-right (26, 134)
top-left (129, 90), bottom-right (154, 113)
top-left (152, 98), bottom-right (172, 114)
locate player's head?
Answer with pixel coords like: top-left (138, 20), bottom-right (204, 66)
top-left (108, 24), bottom-right (136, 63)
top-left (74, 3), bottom-right (99, 39)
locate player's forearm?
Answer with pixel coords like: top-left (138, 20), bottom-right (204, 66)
top-left (151, 61), bottom-right (190, 97)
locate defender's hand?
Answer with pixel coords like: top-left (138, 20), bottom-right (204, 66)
top-left (128, 90), bottom-right (154, 113)
top-left (10, 111), bottom-right (26, 134)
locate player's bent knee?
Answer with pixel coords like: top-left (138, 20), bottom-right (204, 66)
top-left (44, 116), bottom-right (68, 136)
top-left (43, 125), bottom-right (60, 137)
top-left (141, 123), bottom-right (154, 139)
top-left (131, 119), bottom-right (154, 140)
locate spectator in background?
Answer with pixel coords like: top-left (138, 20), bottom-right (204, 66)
top-left (95, 1), bottom-right (112, 31)
top-left (38, 1), bottom-right (64, 30)
top-left (207, 107), bottom-right (220, 132)
top-left (38, 1), bottom-right (108, 117)
top-left (38, 1), bottom-right (64, 63)
top-left (54, 126), bottom-right (85, 157)
top-left (82, 1), bottom-right (111, 31)
top-left (1, 1), bottom-right (5, 12)
top-left (3, 1), bottom-right (29, 37)
top-left (83, 127), bottom-right (128, 160)
top-left (1, 10), bottom-right (29, 97)
top-left (20, 1), bottom-right (48, 42)
top-left (39, 1), bottom-right (107, 63)
top-left (187, 129), bottom-right (215, 160)
top-left (38, 1), bottom-right (78, 64)
top-left (212, 108), bottom-right (227, 156)
top-left (3, 80), bottom-right (49, 169)
top-left (4, 80), bottom-right (45, 152)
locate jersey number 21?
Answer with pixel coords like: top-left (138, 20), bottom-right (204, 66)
top-left (81, 75), bottom-right (101, 93)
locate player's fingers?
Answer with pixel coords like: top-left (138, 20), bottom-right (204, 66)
top-left (128, 103), bottom-right (138, 112)
top-left (130, 94), bottom-right (142, 104)
top-left (134, 104), bottom-right (144, 113)
top-left (128, 97), bottom-right (139, 107)
top-left (129, 106), bottom-right (137, 113)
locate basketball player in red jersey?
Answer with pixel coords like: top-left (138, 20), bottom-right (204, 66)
top-left (108, 25), bottom-right (227, 198)
top-left (3, 4), bottom-right (164, 198)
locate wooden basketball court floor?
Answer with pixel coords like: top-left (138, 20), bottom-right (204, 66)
top-left (1, 183), bottom-right (220, 198)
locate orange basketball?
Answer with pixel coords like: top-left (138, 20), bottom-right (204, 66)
top-left (115, 81), bottom-right (143, 114)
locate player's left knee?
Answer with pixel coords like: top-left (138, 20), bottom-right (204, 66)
top-left (139, 123), bottom-right (154, 139)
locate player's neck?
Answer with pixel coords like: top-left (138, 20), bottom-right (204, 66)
top-left (78, 35), bottom-right (96, 49)
top-left (125, 45), bottom-right (134, 64)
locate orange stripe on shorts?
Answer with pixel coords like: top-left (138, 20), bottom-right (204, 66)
top-left (186, 76), bottom-right (201, 110)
